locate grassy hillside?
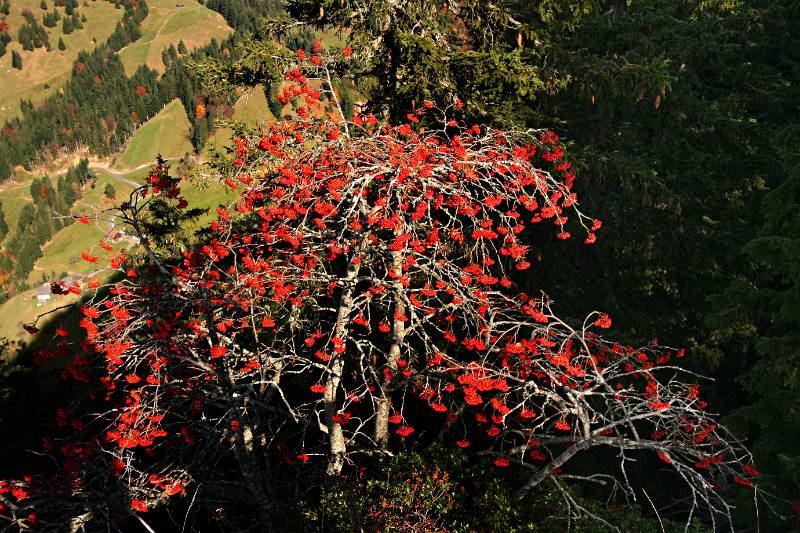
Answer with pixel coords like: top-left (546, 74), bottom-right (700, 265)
top-left (0, 285), bottom-right (79, 345)
top-left (118, 0), bottom-right (231, 74)
top-left (204, 85), bottom-right (275, 155)
top-left (0, 180), bottom-right (33, 248)
top-left (0, 0), bottom-right (124, 123)
top-left (28, 170), bottom-right (135, 285)
top-left (232, 85), bottom-right (273, 124)
top-left (114, 98), bottom-right (193, 171)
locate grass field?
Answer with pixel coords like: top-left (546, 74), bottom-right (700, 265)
top-left (0, 0), bottom-right (124, 123)
top-left (0, 180), bottom-right (33, 248)
top-left (114, 98), bottom-right (193, 171)
top-left (231, 85), bottom-right (274, 125)
top-left (0, 285), bottom-right (81, 345)
top-left (204, 85), bottom-right (276, 156)
top-left (118, 0), bottom-right (232, 75)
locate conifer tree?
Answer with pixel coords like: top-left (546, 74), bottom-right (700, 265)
top-left (43, 10), bottom-right (59, 27)
top-left (62, 16), bottom-right (74, 34)
top-left (42, 176), bottom-right (56, 208)
top-left (0, 204), bottom-right (8, 241)
top-left (14, 237), bottom-right (42, 280)
top-left (33, 207), bottom-right (52, 245)
top-left (263, 0), bottom-right (539, 124)
top-left (58, 37), bottom-right (65, 51)
top-left (11, 50), bottom-right (22, 70)
top-left (707, 126), bottom-right (800, 526)
top-left (29, 178), bottom-right (41, 206)
top-left (19, 28), bottom-right (34, 51)
top-left (14, 205), bottom-right (33, 235)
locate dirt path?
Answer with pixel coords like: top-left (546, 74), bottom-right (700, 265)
top-left (26, 156), bottom-right (184, 187)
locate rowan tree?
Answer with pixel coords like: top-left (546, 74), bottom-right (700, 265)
top-left (0, 46), bottom-right (759, 531)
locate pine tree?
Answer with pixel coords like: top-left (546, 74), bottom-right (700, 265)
top-left (283, 0), bottom-right (539, 123)
top-left (29, 178), bottom-right (42, 206)
top-left (14, 237), bottom-right (42, 280)
top-left (62, 16), bottom-right (74, 34)
top-left (11, 50), bottom-right (22, 70)
top-left (42, 176), bottom-right (57, 208)
top-left (58, 37), bottom-right (65, 51)
top-left (54, 176), bottom-right (70, 211)
top-left (57, 175), bottom-right (77, 211)
top-left (18, 205), bottom-right (34, 232)
top-left (76, 158), bottom-right (92, 183)
top-left (0, 148), bottom-right (7, 181)
top-left (43, 9), bottom-right (61, 27)
top-left (19, 27), bottom-right (34, 51)
top-left (0, 203), bottom-right (8, 241)
top-left (33, 207), bottom-right (52, 245)
top-left (706, 118), bottom-right (800, 527)
top-left (40, 0), bottom-right (47, 9)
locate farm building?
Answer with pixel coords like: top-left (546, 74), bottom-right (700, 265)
top-left (36, 284), bottom-right (51, 306)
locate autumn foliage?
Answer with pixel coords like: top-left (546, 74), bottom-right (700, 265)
top-left (0, 45), bottom-right (758, 531)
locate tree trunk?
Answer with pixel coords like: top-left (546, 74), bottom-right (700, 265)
top-left (325, 244), bottom-right (364, 476)
top-left (233, 419), bottom-right (275, 527)
top-left (374, 246), bottom-right (406, 448)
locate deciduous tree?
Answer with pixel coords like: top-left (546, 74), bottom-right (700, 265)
top-left (0, 48), bottom-right (759, 531)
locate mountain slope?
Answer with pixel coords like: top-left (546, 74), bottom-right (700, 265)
top-left (118, 0), bottom-right (232, 74)
top-left (0, 0), bottom-right (125, 122)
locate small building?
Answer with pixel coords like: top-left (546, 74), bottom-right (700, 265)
top-left (36, 284), bottom-right (51, 306)
top-left (63, 273), bottom-right (82, 285)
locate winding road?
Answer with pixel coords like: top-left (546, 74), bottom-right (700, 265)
top-left (88, 157), bottom-right (185, 188)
